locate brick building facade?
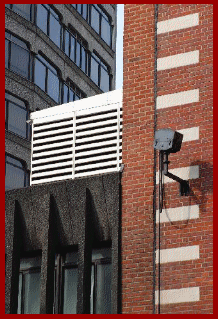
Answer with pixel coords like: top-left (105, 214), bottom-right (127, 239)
top-left (122, 4), bottom-right (213, 314)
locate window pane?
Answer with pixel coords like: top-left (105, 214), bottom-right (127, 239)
top-left (37, 5), bottom-right (48, 34)
top-left (77, 4), bottom-right (82, 14)
top-left (34, 59), bottom-right (46, 91)
top-left (82, 4), bottom-right (88, 20)
top-left (63, 84), bottom-right (69, 103)
top-left (69, 88), bottom-right (74, 102)
top-left (76, 42), bottom-right (81, 67)
top-left (63, 268), bottom-right (78, 314)
top-left (64, 31), bottom-right (70, 56)
top-left (17, 273), bottom-right (22, 314)
top-left (96, 263), bottom-right (112, 314)
top-left (23, 272), bottom-right (41, 314)
top-left (10, 43), bottom-right (29, 78)
top-left (91, 57), bottom-right (99, 86)
top-left (90, 264), bottom-right (94, 314)
top-left (100, 67), bottom-right (110, 92)
top-left (8, 102), bottom-right (27, 138)
top-left (101, 18), bottom-right (111, 46)
top-left (13, 4), bottom-right (31, 20)
top-left (47, 70), bottom-right (59, 102)
top-left (5, 39), bottom-right (9, 68)
top-left (70, 36), bottom-right (76, 62)
top-left (91, 6), bottom-right (100, 34)
top-left (5, 162), bottom-right (25, 190)
top-left (81, 47), bottom-right (87, 73)
top-left (49, 14), bottom-right (61, 47)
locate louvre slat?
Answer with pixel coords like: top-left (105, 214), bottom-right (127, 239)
top-left (33, 140), bottom-right (73, 151)
top-left (31, 174), bottom-right (72, 184)
top-left (76, 125), bottom-right (121, 137)
top-left (75, 146), bottom-right (122, 158)
top-left (32, 160), bottom-right (73, 171)
top-left (32, 167), bottom-right (72, 178)
top-left (75, 138), bottom-right (122, 151)
top-left (32, 154), bottom-right (73, 165)
top-left (32, 147), bottom-right (73, 158)
top-left (33, 119), bottom-right (74, 131)
top-left (75, 153), bottom-right (122, 164)
top-left (75, 132), bottom-right (122, 144)
top-left (34, 126), bottom-right (73, 138)
top-left (75, 159), bottom-right (122, 171)
top-left (33, 133), bottom-right (73, 145)
top-left (76, 111), bottom-right (120, 124)
top-left (75, 167), bottom-right (120, 178)
top-left (33, 113), bottom-right (74, 124)
top-left (76, 118), bottom-right (118, 131)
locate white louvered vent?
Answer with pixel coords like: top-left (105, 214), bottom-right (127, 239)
top-left (30, 90), bottom-right (122, 185)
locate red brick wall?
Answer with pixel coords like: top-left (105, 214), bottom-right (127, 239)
top-left (122, 4), bottom-right (156, 314)
top-left (122, 4), bottom-right (213, 314)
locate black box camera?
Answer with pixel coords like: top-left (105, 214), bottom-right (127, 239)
top-left (154, 129), bottom-right (183, 153)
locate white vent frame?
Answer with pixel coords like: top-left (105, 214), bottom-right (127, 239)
top-left (30, 90), bottom-right (123, 185)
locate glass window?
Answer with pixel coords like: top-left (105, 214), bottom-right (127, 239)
top-left (5, 32), bottom-right (31, 79)
top-left (90, 56), bottom-right (99, 86)
top-left (34, 55), bottom-right (60, 103)
top-left (63, 267), bottom-right (78, 314)
top-left (62, 81), bottom-right (85, 103)
top-left (49, 13), bottom-right (61, 47)
top-left (13, 4), bottom-right (32, 20)
top-left (5, 92), bottom-right (30, 139)
top-left (91, 6), bottom-right (100, 34)
top-left (18, 256), bottom-right (41, 314)
top-left (36, 5), bottom-right (61, 48)
top-left (36, 4), bottom-right (48, 34)
top-left (5, 155), bottom-right (29, 190)
top-left (101, 17), bottom-right (111, 47)
top-left (47, 69), bottom-right (59, 103)
top-left (34, 58), bottom-right (46, 91)
top-left (100, 67), bottom-right (110, 92)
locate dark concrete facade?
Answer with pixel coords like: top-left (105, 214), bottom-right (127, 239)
top-left (5, 172), bottom-right (121, 314)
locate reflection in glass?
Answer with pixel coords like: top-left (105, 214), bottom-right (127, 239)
top-left (10, 43), bottom-right (29, 78)
top-left (91, 57), bottom-right (99, 86)
top-left (50, 14), bottom-right (61, 47)
top-left (8, 102), bottom-right (27, 138)
top-left (34, 59), bottom-right (46, 91)
top-left (96, 263), bottom-right (112, 314)
top-left (91, 6), bottom-right (100, 34)
top-left (23, 271), bottom-right (41, 314)
top-left (36, 5), bottom-right (48, 34)
top-left (63, 268), bottom-right (78, 314)
top-left (47, 70), bottom-right (59, 103)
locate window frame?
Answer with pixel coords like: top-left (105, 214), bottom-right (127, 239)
top-left (5, 92), bottom-right (31, 140)
top-left (5, 154), bottom-right (30, 191)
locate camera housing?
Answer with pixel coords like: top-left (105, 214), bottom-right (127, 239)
top-left (153, 128), bottom-right (183, 153)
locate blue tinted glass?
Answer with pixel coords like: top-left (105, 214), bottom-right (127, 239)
top-left (81, 47), bottom-right (87, 73)
top-left (70, 36), bottom-right (76, 62)
top-left (76, 42), bottom-right (81, 67)
top-left (8, 101), bottom-right (27, 138)
top-left (63, 84), bottom-right (69, 103)
top-left (91, 6), bottom-right (100, 34)
top-left (13, 4), bottom-right (31, 20)
top-left (49, 14), bottom-right (61, 47)
top-left (5, 161), bottom-right (25, 190)
top-left (69, 88), bottom-right (74, 102)
top-left (37, 5), bottom-right (48, 34)
top-left (82, 4), bottom-right (88, 19)
top-left (64, 31), bottom-right (70, 56)
top-left (101, 18), bottom-right (111, 46)
top-left (47, 69), bottom-right (59, 102)
top-left (91, 57), bottom-right (99, 85)
top-left (100, 67), bottom-right (109, 92)
top-left (77, 4), bottom-right (82, 14)
top-left (5, 39), bottom-right (9, 68)
top-left (10, 43), bottom-right (30, 78)
top-left (34, 59), bottom-right (46, 91)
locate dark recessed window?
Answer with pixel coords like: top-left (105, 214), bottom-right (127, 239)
top-left (5, 154), bottom-right (29, 191)
top-left (90, 53), bottom-right (110, 92)
top-left (5, 32), bottom-right (31, 79)
top-left (5, 4), bottom-right (32, 21)
top-left (62, 81), bottom-right (86, 104)
top-left (34, 54), bottom-right (60, 103)
top-left (17, 248), bottom-right (111, 314)
top-left (5, 93), bottom-right (31, 140)
top-left (63, 28), bottom-right (88, 74)
top-left (71, 4), bottom-right (112, 47)
top-left (36, 4), bottom-right (62, 48)
top-left (17, 256), bottom-right (41, 314)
